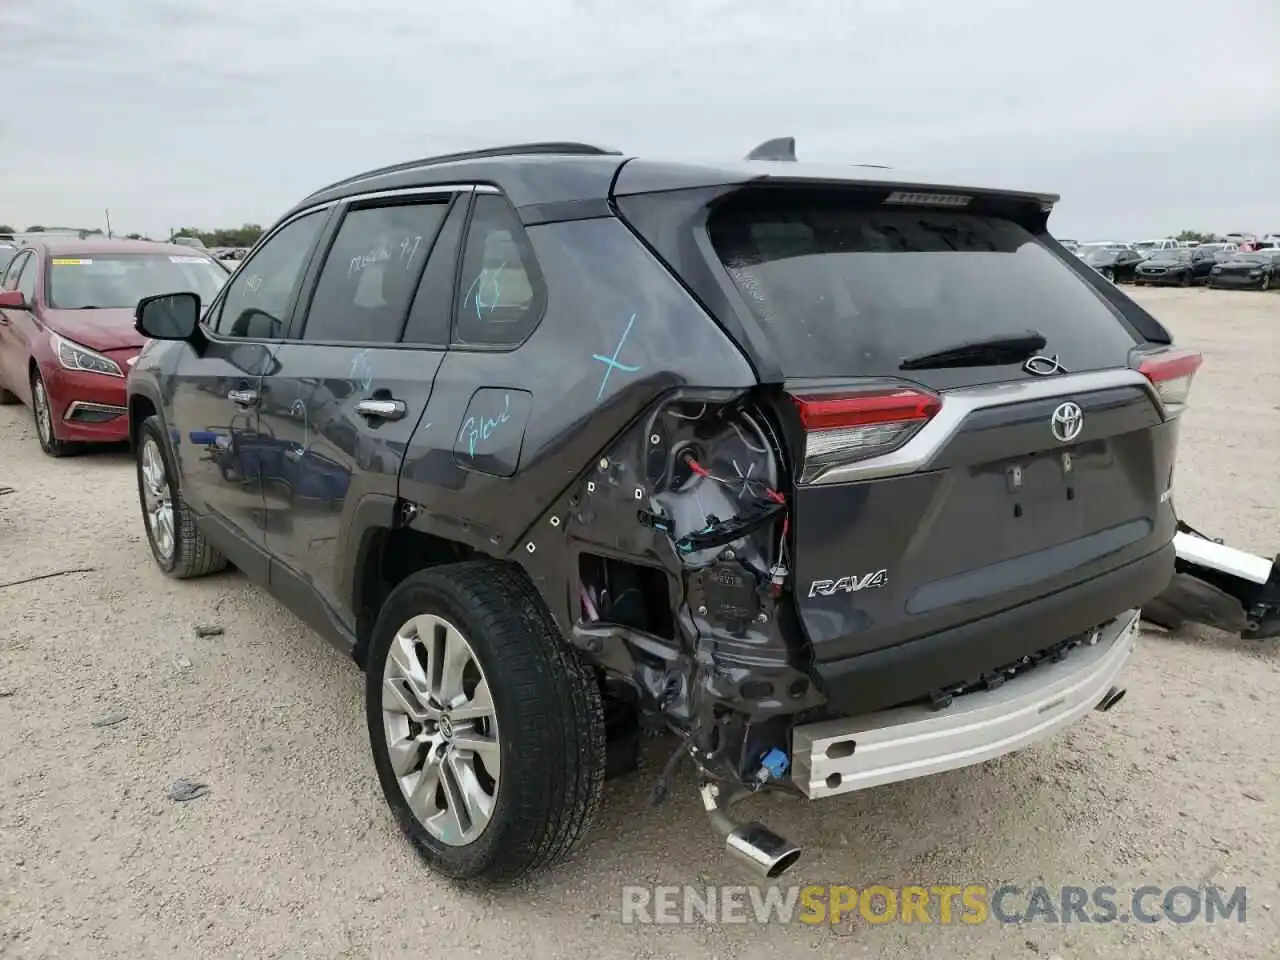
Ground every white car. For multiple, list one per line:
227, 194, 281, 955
1133, 238, 1179, 257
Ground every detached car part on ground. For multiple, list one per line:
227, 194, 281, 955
126, 138, 1200, 884
1144, 522, 1280, 640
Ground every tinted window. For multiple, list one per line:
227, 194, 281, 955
402, 195, 468, 346
453, 194, 545, 346
707, 190, 1138, 378
0, 247, 15, 274
215, 210, 326, 339
2, 251, 28, 289
301, 200, 448, 343
46, 254, 227, 309
16, 254, 36, 301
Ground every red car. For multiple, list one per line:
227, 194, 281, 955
0, 239, 229, 456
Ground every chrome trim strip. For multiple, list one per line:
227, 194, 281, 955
64, 401, 128, 420
806, 368, 1159, 485
331, 183, 492, 204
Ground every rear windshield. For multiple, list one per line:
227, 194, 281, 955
47, 253, 227, 310
707, 191, 1139, 378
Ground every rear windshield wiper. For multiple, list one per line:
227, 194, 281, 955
899, 330, 1046, 371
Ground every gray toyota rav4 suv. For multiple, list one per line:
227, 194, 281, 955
127, 139, 1200, 883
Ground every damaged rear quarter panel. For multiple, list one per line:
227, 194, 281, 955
398, 214, 756, 612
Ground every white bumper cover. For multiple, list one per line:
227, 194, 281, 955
791, 610, 1139, 799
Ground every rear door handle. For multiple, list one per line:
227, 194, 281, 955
228, 388, 259, 408
355, 398, 407, 421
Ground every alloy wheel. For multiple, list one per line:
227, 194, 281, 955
139, 436, 175, 561
381, 613, 501, 846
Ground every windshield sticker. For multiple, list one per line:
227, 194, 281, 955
169, 255, 209, 264
51, 258, 91, 265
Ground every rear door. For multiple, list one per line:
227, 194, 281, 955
699, 187, 1195, 661
166, 208, 330, 575
256, 188, 462, 630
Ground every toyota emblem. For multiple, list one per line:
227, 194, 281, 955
1051, 401, 1083, 443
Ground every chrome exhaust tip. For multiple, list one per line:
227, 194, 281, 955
700, 781, 802, 879
1095, 686, 1127, 712
724, 822, 804, 878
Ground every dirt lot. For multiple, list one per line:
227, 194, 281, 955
0, 288, 1276, 959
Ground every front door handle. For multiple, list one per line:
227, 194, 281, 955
355, 398, 406, 421
228, 388, 259, 408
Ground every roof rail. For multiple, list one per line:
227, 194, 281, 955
305, 141, 623, 198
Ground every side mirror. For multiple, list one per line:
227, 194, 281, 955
0, 289, 28, 309
136, 291, 201, 341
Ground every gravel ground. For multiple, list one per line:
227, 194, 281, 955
0, 288, 1276, 959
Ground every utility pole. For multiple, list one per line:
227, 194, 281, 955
105, 208, 113, 239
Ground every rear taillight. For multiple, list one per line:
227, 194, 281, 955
790, 387, 941, 484
1136, 347, 1203, 414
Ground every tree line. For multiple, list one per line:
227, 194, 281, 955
0, 223, 265, 246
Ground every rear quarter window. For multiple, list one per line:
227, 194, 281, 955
706, 190, 1140, 380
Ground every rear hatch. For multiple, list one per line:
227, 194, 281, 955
617, 179, 1200, 665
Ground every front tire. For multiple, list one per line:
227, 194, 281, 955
135, 415, 228, 578
1263, 273, 1272, 291
31, 369, 76, 457
366, 562, 606, 883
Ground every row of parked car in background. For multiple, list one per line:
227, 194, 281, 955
1059, 233, 1280, 290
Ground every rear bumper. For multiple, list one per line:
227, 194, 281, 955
791, 609, 1138, 798
811, 544, 1173, 716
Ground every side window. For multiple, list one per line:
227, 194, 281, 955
16, 254, 37, 301
214, 209, 326, 339
300, 200, 448, 343
453, 193, 546, 347
2, 251, 29, 290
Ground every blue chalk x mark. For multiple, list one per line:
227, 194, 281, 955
592, 312, 641, 401
459, 393, 512, 457
349, 350, 374, 392
463, 262, 506, 320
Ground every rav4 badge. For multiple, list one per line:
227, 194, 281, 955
808, 570, 889, 598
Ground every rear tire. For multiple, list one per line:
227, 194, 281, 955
30, 369, 76, 458
135, 415, 228, 578
366, 561, 606, 883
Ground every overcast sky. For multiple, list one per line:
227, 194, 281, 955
2, 0, 1277, 241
